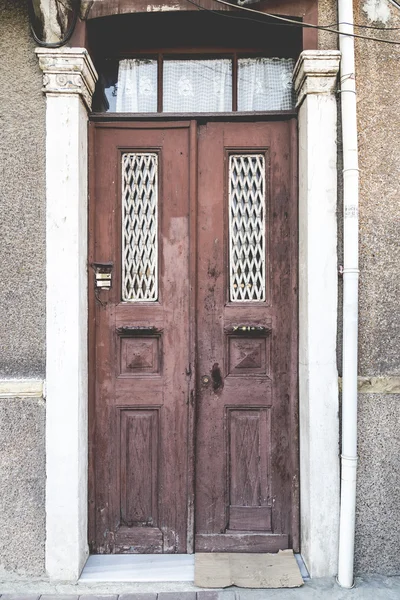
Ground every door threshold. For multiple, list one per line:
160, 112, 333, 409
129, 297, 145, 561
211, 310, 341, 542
79, 554, 195, 583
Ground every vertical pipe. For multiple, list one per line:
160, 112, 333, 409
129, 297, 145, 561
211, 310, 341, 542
337, 0, 360, 589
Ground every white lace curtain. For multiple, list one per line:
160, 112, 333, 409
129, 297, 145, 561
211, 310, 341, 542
116, 59, 158, 113
163, 59, 232, 113
238, 58, 295, 111
115, 57, 295, 113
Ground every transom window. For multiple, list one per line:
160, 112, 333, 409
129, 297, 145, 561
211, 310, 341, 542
90, 10, 301, 114
94, 55, 295, 113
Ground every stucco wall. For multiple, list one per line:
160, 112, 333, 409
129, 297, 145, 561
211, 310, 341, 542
0, 0, 46, 578
353, 0, 400, 574
0, 397, 46, 577
0, 0, 46, 378
319, 0, 400, 576
356, 394, 400, 575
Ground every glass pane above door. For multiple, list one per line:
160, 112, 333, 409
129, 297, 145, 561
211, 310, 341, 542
163, 59, 232, 113
116, 59, 158, 113
238, 58, 295, 112
94, 56, 296, 113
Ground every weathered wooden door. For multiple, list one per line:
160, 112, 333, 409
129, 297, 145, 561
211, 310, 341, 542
195, 121, 298, 553
89, 122, 194, 553
89, 119, 298, 554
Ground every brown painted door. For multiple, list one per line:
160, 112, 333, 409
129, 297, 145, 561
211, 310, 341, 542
195, 121, 298, 553
89, 119, 298, 554
89, 122, 194, 553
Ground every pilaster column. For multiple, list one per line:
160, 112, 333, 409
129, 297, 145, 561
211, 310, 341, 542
293, 50, 341, 577
36, 47, 97, 581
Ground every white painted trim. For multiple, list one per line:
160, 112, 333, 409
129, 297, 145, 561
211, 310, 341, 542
294, 50, 341, 578
0, 379, 44, 398
36, 48, 97, 111
37, 47, 98, 582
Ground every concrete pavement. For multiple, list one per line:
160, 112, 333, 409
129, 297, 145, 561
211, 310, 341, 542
2, 576, 400, 599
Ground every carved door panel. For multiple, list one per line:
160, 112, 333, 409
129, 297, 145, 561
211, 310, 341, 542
89, 122, 193, 553
195, 121, 298, 553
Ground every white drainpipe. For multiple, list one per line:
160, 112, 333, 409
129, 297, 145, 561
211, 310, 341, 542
337, 0, 360, 589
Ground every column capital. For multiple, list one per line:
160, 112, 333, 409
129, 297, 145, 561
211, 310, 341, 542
293, 50, 341, 107
35, 47, 98, 111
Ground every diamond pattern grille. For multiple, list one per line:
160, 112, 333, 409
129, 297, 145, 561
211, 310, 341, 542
229, 154, 266, 302
122, 153, 158, 302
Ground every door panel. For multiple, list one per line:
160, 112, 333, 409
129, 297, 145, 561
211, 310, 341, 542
90, 123, 192, 554
195, 121, 298, 553
89, 119, 298, 555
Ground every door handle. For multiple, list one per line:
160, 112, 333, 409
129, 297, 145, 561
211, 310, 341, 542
201, 365, 224, 392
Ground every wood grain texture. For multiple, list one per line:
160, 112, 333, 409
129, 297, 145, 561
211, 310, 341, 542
89, 119, 298, 555
120, 409, 159, 527
229, 409, 270, 512
195, 533, 289, 553
195, 122, 298, 551
90, 123, 191, 553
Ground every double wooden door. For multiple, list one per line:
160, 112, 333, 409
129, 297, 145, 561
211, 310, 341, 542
89, 119, 298, 555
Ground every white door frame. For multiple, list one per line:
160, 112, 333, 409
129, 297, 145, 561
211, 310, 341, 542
36, 46, 341, 581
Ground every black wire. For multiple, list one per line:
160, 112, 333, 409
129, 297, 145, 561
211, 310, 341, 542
185, 0, 400, 45
28, 0, 81, 47
28, 0, 400, 47
214, 0, 400, 44
186, 0, 400, 32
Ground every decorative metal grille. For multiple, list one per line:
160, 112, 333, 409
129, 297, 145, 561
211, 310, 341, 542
122, 153, 158, 302
229, 154, 266, 302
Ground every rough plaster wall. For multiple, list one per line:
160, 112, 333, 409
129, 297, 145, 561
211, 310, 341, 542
355, 395, 400, 574
352, 0, 400, 572
353, 0, 400, 376
0, 0, 46, 579
0, 398, 46, 576
318, 0, 400, 575
0, 0, 46, 378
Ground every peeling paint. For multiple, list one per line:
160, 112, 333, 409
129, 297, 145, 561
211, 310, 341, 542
36, 0, 71, 43
362, 0, 391, 23
146, 3, 182, 10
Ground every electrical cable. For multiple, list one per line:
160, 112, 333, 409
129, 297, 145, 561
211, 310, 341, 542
185, 0, 400, 36
28, 0, 81, 47
338, 21, 400, 30
185, 0, 400, 45
214, 0, 400, 43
